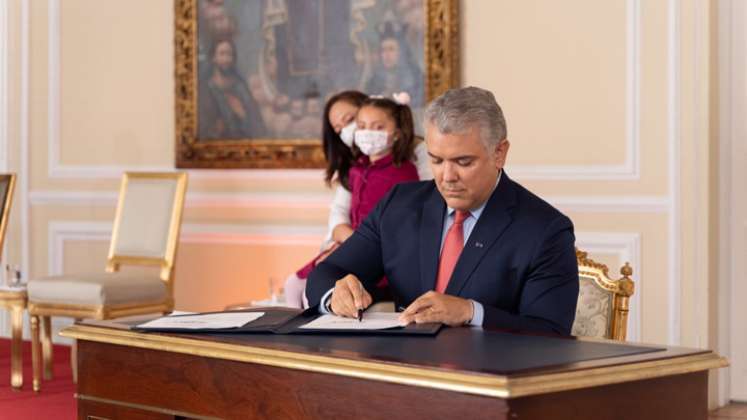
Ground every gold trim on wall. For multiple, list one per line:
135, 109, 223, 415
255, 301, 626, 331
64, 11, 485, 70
174, 0, 460, 169
61, 324, 727, 399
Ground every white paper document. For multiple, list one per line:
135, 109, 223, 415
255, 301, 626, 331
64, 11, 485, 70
300, 313, 405, 330
137, 312, 265, 330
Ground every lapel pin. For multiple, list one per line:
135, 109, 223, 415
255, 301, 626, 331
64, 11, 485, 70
475, 242, 484, 248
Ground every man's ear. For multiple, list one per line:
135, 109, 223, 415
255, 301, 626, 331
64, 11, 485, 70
494, 139, 510, 169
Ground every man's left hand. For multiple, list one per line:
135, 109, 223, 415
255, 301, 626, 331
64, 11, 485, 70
398, 291, 474, 327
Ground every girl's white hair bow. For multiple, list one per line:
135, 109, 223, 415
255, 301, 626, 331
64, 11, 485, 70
392, 91, 411, 105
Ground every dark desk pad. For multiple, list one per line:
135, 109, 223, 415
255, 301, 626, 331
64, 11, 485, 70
131, 308, 302, 334
158, 325, 665, 376
131, 308, 441, 336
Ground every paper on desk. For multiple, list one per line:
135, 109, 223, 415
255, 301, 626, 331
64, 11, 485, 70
167, 310, 196, 316
137, 312, 265, 330
300, 313, 405, 330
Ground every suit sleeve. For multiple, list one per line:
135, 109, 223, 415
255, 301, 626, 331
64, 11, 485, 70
305, 187, 397, 307
482, 215, 579, 335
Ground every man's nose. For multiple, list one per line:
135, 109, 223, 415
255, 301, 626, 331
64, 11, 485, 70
442, 162, 458, 182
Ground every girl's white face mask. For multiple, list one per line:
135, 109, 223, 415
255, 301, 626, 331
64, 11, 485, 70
354, 130, 391, 156
339, 121, 357, 148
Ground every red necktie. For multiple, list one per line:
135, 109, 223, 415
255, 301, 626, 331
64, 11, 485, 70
435, 210, 469, 293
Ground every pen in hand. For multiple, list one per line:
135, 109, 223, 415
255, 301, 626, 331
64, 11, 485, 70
357, 308, 363, 323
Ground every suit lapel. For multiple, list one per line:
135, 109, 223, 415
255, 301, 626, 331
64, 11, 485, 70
419, 187, 446, 293
445, 173, 518, 296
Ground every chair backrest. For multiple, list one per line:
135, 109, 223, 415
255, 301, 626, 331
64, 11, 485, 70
572, 249, 635, 341
0, 174, 17, 262
106, 172, 188, 286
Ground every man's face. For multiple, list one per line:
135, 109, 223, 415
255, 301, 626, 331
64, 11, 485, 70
380, 38, 400, 69
213, 41, 234, 72
425, 122, 510, 211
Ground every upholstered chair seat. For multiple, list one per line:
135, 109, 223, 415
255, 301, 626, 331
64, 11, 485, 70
28, 273, 167, 306
571, 249, 635, 341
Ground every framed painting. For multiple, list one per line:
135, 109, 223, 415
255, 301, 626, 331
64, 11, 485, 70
175, 0, 459, 169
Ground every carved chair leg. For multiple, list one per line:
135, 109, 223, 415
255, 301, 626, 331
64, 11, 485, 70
71, 318, 80, 383
10, 306, 24, 389
71, 338, 78, 384
30, 315, 42, 392
41, 316, 53, 380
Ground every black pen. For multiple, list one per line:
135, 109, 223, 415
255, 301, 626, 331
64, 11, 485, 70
357, 308, 363, 322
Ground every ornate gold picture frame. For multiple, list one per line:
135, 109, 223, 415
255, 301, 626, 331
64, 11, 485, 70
175, 0, 459, 169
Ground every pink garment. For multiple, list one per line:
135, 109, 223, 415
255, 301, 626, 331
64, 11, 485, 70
295, 153, 419, 280
348, 154, 419, 229
283, 273, 309, 309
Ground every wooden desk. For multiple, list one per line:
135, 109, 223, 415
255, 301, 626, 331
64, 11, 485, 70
62, 319, 726, 420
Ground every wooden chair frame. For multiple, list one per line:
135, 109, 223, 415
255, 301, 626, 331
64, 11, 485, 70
27, 172, 188, 391
0, 174, 23, 389
575, 249, 635, 341
0, 173, 16, 261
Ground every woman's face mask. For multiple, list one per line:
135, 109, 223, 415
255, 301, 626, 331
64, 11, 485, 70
354, 130, 392, 156
339, 121, 357, 148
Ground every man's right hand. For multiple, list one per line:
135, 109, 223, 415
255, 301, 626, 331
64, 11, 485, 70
330, 274, 372, 318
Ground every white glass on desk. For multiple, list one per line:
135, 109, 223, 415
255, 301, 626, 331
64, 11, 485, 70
250, 276, 288, 307
1, 263, 24, 291
224, 277, 291, 310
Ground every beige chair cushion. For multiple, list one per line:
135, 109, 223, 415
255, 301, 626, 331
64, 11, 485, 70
571, 275, 613, 338
28, 272, 167, 306
113, 178, 177, 259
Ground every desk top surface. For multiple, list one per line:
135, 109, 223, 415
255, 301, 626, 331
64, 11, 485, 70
63, 315, 727, 398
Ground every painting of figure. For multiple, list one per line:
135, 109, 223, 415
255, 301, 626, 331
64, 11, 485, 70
176, 0, 458, 168
196, 0, 425, 140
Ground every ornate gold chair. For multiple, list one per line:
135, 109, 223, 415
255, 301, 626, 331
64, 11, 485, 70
572, 249, 635, 341
0, 174, 24, 389
27, 172, 188, 391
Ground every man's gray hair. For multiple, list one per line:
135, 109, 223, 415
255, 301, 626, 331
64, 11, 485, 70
424, 86, 507, 150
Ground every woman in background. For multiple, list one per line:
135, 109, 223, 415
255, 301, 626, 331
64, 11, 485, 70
284, 92, 428, 308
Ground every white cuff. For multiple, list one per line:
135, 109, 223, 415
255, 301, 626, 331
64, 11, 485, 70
468, 300, 484, 326
319, 288, 335, 314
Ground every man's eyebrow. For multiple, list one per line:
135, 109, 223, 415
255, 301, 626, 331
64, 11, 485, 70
427, 152, 477, 161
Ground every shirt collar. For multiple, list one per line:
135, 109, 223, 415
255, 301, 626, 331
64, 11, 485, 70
446, 170, 503, 220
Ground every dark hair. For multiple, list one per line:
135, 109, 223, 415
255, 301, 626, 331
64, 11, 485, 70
208, 38, 237, 64
323, 90, 368, 189
359, 97, 415, 167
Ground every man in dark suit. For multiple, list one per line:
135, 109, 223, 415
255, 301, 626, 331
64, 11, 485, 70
306, 87, 579, 335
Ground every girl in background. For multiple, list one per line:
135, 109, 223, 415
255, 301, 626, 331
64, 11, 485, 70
285, 93, 421, 307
